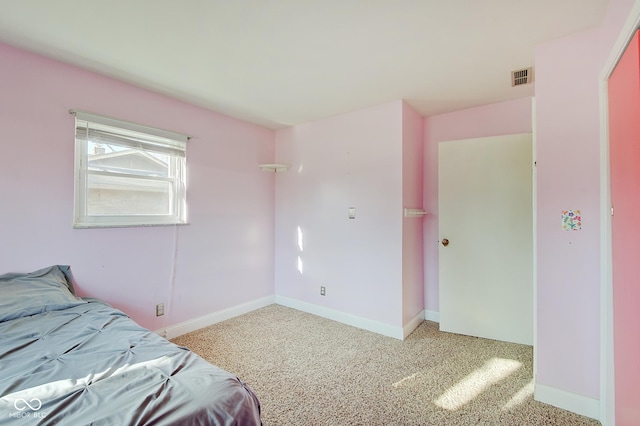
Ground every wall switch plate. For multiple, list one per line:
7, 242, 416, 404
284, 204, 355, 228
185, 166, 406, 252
320, 286, 326, 296
348, 207, 356, 219
156, 303, 165, 317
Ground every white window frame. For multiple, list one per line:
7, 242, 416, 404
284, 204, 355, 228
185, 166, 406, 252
72, 110, 188, 228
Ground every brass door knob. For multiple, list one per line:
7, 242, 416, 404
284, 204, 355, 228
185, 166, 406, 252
442, 238, 449, 247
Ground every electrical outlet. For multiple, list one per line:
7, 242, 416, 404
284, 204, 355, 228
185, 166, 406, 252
320, 286, 326, 296
156, 303, 165, 317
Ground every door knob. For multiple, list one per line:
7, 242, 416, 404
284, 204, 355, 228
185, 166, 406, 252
442, 238, 449, 247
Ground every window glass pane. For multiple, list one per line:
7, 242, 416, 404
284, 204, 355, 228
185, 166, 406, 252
88, 142, 170, 177
87, 174, 172, 216
74, 112, 187, 227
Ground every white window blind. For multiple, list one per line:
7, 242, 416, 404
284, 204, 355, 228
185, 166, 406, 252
71, 110, 189, 228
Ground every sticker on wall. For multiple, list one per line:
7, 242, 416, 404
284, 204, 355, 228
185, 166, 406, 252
561, 210, 582, 231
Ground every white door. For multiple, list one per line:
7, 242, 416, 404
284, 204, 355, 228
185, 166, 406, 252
438, 133, 533, 345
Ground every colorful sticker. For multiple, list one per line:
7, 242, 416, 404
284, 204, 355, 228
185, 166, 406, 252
562, 210, 582, 231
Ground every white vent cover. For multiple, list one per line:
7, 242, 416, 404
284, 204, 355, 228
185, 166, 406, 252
511, 67, 533, 86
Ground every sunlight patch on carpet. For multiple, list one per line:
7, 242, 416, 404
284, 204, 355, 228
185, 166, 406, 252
392, 373, 418, 388
434, 358, 522, 411
502, 378, 534, 410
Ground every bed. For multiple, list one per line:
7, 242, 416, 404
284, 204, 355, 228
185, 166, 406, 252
0, 265, 262, 425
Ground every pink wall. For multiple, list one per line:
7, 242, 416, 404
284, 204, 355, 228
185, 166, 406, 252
402, 102, 425, 324
535, 28, 602, 401
0, 42, 275, 330
422, 98, 533, 314
274, 101, 405, 327
534, 0, 635, 403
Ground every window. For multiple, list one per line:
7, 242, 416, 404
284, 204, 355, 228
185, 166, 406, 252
72, 110, 188, 228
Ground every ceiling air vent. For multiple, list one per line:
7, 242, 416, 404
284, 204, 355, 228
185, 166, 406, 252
511, 67, 533, 86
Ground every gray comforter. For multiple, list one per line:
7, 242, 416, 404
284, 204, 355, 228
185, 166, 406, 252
0, 266, 261, 425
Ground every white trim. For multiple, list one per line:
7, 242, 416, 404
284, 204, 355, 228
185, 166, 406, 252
157, 296, 275, 340
535, 384, 600, 421
424, 309, 440, 322
598, 3, 640, 425
403, 310, 425, 339
532, 96, 538, 382
275, 295, 405, 340
599, 71, 616, 426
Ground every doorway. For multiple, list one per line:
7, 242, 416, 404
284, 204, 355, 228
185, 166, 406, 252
438, 133, 534, 345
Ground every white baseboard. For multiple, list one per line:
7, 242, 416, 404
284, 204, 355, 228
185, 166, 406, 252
156, 296, 429, 342
403, 310, 425, 339
157, 296, 275, 340
424, 309, 440, 322
275, 295, 405, 340
534, 383, 600, 421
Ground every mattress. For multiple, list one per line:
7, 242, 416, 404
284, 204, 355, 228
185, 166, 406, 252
0, 266, 261, 425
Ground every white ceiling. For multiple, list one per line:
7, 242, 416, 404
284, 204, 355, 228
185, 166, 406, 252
0, 1, 609, 129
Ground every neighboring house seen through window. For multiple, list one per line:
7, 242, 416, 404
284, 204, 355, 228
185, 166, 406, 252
72, 110, 188, 228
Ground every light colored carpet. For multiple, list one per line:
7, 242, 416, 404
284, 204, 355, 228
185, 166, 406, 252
171, 304, 600, 425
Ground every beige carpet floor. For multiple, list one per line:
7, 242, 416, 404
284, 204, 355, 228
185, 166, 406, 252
171, 304, 600, 426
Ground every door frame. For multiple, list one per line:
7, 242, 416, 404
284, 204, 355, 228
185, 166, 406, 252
599, 4, 640, 425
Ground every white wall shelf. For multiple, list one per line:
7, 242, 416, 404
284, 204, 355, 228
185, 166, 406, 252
259, 163, 290, 172
404, 208, 429, 218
